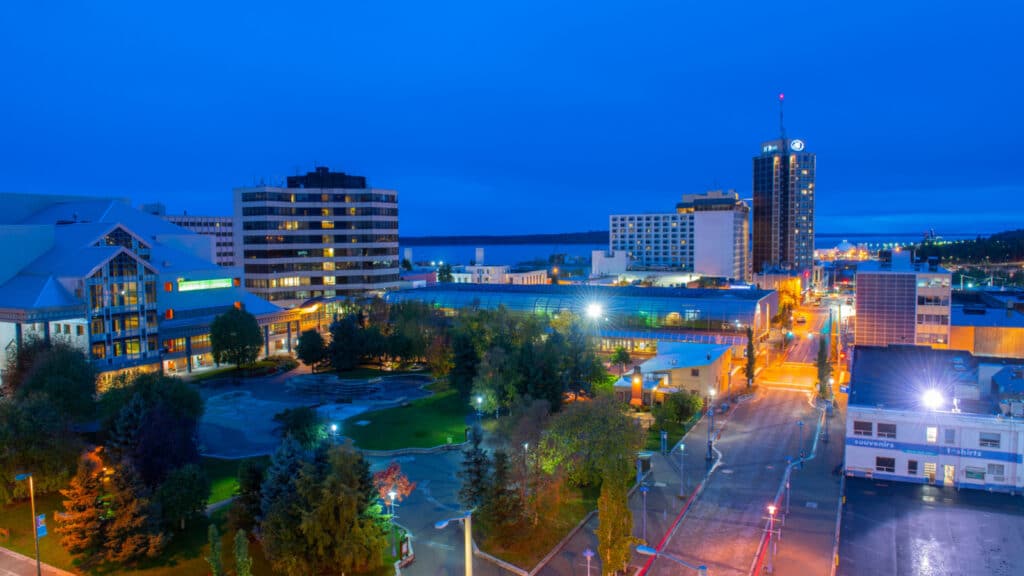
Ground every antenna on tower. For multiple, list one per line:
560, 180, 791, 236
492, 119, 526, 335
778, 92, 786, 141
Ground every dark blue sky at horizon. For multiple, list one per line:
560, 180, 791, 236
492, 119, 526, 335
1, 1, 1022, 237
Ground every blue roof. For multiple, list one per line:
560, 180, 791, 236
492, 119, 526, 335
951, 305, 1024, 328
0, 275, 81, 310
849, 346, 994, 414
638, 342, 732, 372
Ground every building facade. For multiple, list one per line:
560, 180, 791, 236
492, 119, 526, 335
163, 214, 235, 267
613, 342, 734, 406
0, 194, 301, 387
752, 137, 815, 272
233, 166, 401, 307
609, 190, 750, 280
451, 265, 548, 285
854, 253, 951, 348
844, 346, 1024, 493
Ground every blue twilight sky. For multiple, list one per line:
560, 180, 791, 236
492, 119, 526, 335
1, 1, 1022, 237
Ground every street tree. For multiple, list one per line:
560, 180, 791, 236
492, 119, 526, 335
210, 308, 263, 369
458, 427, 491, 510
437, 263, 454, 282
596, 465, 637, 576
155, 464, 211, 531
296, 330, 327, 372
234, 529, 253, 576
206, 524, 224, 576
18, 341, 96, 422
817, 336, 831, 399
746, 326, 757, 388
610, 347, 631, 375
372, 461, 417, 504
328, 315, 363, 371
228, 459, 266, 532
425, 334, 454, 380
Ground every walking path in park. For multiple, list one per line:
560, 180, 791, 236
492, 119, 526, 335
0, 546, 74, 576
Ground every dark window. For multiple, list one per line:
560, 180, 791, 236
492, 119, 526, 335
979, 432, 1000, 448
907, 460, 918, 475
877, 423, 896, 439
691, 368, 700, 377
875, 457, 895, 473
853, 421, 873, 436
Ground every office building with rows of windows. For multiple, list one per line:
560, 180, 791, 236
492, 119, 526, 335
752, 135, 816, 273
0, 194, 301, 387
845, 346, 1024, 493
141, 202, 236, 267
854, 251, 952, 348
608, 190, 750, 280
233, 167, 400, 307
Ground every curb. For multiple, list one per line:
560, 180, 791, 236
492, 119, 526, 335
829, 474, 846, 576
361, 441, 469, 457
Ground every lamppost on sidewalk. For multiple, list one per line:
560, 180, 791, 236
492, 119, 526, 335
583, 547, 595, 576
706, 389, 717, 460
435, 512, 473, 576
797, 420, 805, 462
14, 473, 41, 576
388, 490, 397, 558
635, 545, 708, 575
766, 504, 780, 574
475, 396, 482, 425
678, 442, 686, 499
640, 485, 649, 542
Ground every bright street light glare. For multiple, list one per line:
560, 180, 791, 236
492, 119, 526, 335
922, 389, 943, 410
767, 504, 777, 515
434, 520, 449, 530
585, 302, 603, 319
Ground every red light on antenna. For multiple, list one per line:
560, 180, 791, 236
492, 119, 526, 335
779, 93, 785, 101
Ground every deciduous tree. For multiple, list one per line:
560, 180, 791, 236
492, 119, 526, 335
210, 308, 263, 369
155, 464, 211, 531
296, 330, 326, 372
18, 341, 96, 422
610, 347, 631, 376
328, 315, 363, 371
228, 459, 266, 532
372, 461, 416, 504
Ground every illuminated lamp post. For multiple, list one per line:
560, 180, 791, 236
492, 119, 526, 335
766, 504, 778, 574
14, 473, 41, 576
706, 389, 717, 460
435, 512, 473, 576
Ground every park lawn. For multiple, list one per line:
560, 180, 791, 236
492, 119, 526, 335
201, 456, 270, 505
644, 412, 703, 452
0, 500, 275, 575
344, 390, 469, 450
479, 484, 600, 569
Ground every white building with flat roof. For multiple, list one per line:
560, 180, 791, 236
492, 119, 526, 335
451, 265, 547, 285
609, 190, 749, 280
845, 346, 1024, 493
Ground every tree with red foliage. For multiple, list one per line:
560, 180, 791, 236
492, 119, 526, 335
372, 461, 416, 503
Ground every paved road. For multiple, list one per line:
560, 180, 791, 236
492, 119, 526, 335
0, 546, 73, 576
785, 307, 828, 365
649, 389, 818, 576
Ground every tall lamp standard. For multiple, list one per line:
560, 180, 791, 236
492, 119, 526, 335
635, 545, 708, 575
582, 547, 595, 576
639, 485, 649, 542
766, 504, 779, 574
678, 442, 686, 499
14, 473, 41, 576
475, 396, 482, 425
797, 420, 805, 462
435, 512, 473, 576
706, 389, 717, 460
387, 489, 398, 558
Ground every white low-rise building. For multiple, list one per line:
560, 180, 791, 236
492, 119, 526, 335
845, 346, 1024, 493
451, 265, 548, 285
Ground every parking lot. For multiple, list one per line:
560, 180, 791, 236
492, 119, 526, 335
839, 477, 1024, 576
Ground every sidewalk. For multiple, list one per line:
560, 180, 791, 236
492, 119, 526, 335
767, 399, 845, 575
0, 546, 75, 576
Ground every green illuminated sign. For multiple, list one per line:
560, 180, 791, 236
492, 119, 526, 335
178, 278, 233, 292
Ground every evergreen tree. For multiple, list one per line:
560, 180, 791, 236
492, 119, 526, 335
228, 459, 266, 532
155, 464, 210, 531
206, 524, 224, 576
746, 327, 757, 389
234, 529, 253, 576
107, 393, 146, 462
57, 451, 104, 562
102, 463, 165, 564
261, 437, 306, 518
458, 427, 491, 510
482, 450, 522, 540
450, 330, 480, 399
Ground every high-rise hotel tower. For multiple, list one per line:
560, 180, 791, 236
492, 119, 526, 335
233, 167, 400, 306
752, 94, 816, 272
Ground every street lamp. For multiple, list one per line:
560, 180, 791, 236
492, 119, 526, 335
766, 504, 779, 574
586, 302, 603, 320
329, 423, 338, 443
14, 473, 41, 576
923, 389, 943, 410
797, 420, 805, 461
678, 442, 686, 499
583, 547, 595, 576
635, 545, 708, 575
388, 489, 398, 558
475, 396, 482, 424
435, 512, 473, 576
640, 485, 649, 542
706, 389, 717, 460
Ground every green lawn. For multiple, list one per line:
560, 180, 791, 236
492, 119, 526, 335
201, 456, 270, 506
645, 413, 702, 451
0, 500, 274, 575
344, 390, 470, 450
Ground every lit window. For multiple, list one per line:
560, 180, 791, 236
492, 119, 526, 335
926, 427, 938, 443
